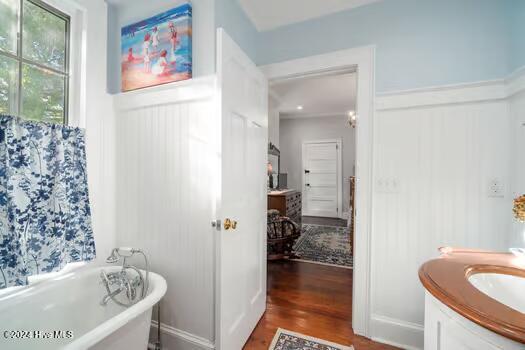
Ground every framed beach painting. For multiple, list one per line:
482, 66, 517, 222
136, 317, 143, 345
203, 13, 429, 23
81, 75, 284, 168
121, 3, 192, 92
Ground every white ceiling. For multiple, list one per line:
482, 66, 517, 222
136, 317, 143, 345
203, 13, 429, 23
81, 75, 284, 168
238, 0, 382, 31
271, 72, 357, 120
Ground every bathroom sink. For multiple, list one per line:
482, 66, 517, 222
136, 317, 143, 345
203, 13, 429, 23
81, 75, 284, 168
468, 273, 525, 314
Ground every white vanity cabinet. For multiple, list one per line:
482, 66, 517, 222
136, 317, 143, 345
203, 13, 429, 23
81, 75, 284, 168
424, 291, 525, 350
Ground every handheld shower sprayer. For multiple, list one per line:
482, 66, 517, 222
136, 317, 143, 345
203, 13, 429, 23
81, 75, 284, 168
106, 248, 121, 263
106, 247, 142, 263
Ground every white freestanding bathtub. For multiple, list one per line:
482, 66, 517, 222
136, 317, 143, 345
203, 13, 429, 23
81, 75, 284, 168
0, 265, 167, 350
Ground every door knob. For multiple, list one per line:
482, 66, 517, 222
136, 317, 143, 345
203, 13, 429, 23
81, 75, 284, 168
224, 218, 238, 230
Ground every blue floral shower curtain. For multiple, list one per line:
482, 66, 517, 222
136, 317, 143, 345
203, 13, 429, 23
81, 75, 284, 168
0, 115, 95, 288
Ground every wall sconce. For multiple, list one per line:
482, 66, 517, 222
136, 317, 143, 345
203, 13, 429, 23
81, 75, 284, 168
348, 110, 356, 128
513, 194, 525, 222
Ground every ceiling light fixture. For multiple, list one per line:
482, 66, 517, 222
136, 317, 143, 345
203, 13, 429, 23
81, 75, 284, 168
296, 105, 303, 110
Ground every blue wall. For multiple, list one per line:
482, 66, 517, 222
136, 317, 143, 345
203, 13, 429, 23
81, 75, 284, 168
255, 0, 514, 93
509, 0, 525, 73
215, 0, 258, 62
106, 0, 524, 94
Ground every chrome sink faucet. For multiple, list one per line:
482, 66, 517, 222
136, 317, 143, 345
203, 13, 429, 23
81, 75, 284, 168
100, 247, 150, 307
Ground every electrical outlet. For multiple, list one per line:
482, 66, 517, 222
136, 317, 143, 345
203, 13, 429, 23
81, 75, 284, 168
488, 178, 505, 197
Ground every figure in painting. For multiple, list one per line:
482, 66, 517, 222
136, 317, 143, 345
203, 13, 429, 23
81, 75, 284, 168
170, 31, 178, 62
142, 33, 151, 56
151, 26, 160, 52
127, 48, 134, 62
143, 49, 151, 73
152, 50, 169, 76
142, 33, 152, 72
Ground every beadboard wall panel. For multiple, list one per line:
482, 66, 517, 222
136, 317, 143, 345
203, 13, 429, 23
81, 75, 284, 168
114, 79, 218, 349
509, 88, 525, 248
85, 103, 117, 263
371, 96, 513, 349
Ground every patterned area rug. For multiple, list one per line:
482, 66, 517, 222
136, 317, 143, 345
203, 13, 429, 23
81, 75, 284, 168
293, 224, 353, 268
269, 328, 354, 350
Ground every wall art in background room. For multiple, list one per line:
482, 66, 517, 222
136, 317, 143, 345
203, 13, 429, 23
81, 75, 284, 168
120, 3, 192, 92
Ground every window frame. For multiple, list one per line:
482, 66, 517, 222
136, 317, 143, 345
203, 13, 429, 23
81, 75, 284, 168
0, 0, 71, 124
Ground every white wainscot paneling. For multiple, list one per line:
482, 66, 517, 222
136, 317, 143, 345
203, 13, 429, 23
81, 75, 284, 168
509, 87, 525, 248
370, 80, 518, 349
114, 77, 218, 350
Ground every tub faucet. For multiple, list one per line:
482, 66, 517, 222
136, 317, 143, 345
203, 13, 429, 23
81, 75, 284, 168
100, 282, 125, 305
100, 247, 150, 307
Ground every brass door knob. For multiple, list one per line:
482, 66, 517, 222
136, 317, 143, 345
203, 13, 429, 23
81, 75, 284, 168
224, 218, 238, 230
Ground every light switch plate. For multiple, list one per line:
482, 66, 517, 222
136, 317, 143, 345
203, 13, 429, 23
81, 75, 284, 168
376, 177, 401, 193
488, 178, 505, 197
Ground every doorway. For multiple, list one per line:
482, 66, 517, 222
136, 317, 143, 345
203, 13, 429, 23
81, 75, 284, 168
249, 47, 376, 348
267, 70, 356, 274
255, 70, 359, 349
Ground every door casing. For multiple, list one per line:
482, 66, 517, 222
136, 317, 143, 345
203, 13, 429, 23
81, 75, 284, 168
260, 45, 375, 338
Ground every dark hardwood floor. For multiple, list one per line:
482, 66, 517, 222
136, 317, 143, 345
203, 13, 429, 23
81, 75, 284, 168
303, 216, 347, 227
244, 260, 400, 350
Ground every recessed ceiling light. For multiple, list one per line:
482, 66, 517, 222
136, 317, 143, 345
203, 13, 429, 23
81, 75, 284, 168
347, 110, 355, 117
297, 105, 303, 110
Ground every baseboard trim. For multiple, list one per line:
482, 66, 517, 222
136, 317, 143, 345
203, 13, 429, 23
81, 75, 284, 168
371, 336, 421, 350
370, 314, 423, 350
150, 321, 215, 350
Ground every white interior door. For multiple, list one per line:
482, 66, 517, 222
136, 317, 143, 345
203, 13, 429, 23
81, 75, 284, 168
302, 140, 342, 218
215, 28, 268, 350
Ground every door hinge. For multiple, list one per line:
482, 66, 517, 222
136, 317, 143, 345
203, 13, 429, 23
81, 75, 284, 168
336, 144, 339, 150
211, 219, 221, 231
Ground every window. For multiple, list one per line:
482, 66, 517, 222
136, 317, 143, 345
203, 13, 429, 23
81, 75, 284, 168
0, 0, 70, 124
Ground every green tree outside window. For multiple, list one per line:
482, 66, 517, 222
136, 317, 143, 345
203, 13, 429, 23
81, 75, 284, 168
0, 0, 69, 124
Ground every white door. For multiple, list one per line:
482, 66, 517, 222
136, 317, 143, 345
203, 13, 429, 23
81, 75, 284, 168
302, 140, 342, 218
215, 29, 268, 350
